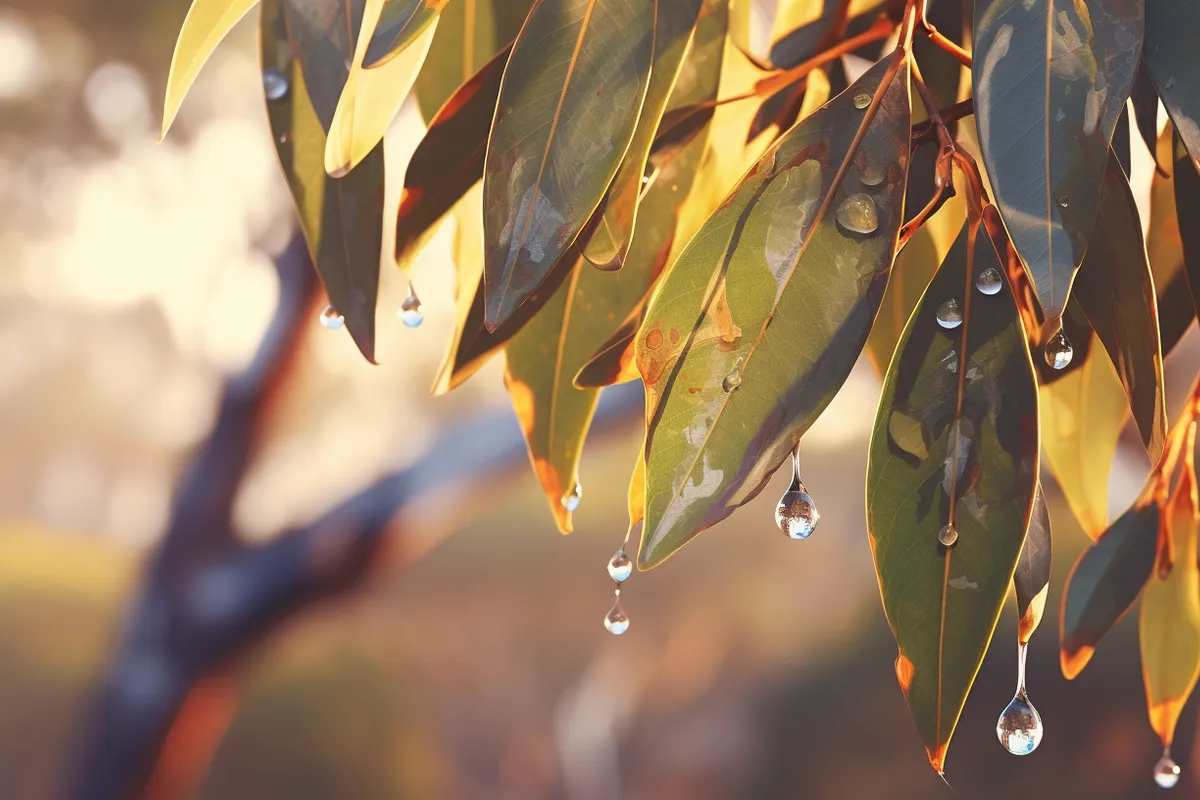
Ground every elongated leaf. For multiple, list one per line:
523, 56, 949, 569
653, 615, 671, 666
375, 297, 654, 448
1149, 124, 1196, 353
868, 221, 1039, 773
1041, 335, 1128, 538
161, 0, 260, 139
325, 0, 436, 176
282, 0, 363, 131
973, 0, 1143, 324
262, 0, 383, 362
1113, 107, 1132, 177
482, 0, 655, 329
1144, 0, 1200, 159
1173, 137, 1200, 323
1061, 500, 1160, 679
1141, 462, 1200, 747
395, 45, 509, 265
1072, 156, 1167, 461
866, 227, 940, 375
583, 0, 704, 271
1131, 61, 1161, 165
1015, 487, 1053, 643
635, 54, 911, 569
362, 0, 449, 68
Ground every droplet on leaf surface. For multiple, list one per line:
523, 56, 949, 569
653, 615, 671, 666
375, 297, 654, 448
263, 68, 289, 101
860, 163, 886, 186
1154, 754, 1181, 789
836, 193, 879, 234
1044, 330, 1073, 370
936, 298, 962, 329
722, 357, 744, 392
320, 305, 344, 330
938, 523, 958, 546
853, 92, 872, 109
976, 267, 1003, 296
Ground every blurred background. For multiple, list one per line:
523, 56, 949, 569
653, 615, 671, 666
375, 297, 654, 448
1, 0, 1198, 797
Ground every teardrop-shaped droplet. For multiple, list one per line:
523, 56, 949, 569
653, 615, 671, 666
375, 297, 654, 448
836, 193, 879, 234
608, 548, 632, 583
263, 68, 289, 101
976, 267, 1003, 296
936, 298, 963, 329
1154, 753, 1182, 789
604, 597, 630, 635
1044, 330, 1073, 370
860, 163, 886, 187
722, 357, 744, 392
320, 305, 345, 331
561, 482, 582, 513
996, 694, 1043, 755
853, 92, 872, 109
776, 487, 819, 539
399, 284, 425, 328
938, 523, 958, 546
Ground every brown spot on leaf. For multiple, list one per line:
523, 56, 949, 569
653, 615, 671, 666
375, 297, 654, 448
645, 329, 664, 350
894, 653, 914, 693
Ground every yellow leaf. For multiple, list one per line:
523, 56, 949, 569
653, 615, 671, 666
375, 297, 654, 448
1140, 463, 1200, 746
324, 1, 437, 177
431, 185, 485, 396
160, 0, 261, 140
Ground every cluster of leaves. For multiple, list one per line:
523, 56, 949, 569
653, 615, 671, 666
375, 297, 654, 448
162, 0, 1200, 782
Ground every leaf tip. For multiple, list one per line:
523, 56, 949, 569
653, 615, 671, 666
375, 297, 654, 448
925, 743, 948, 775
1060, 644, 1094, 680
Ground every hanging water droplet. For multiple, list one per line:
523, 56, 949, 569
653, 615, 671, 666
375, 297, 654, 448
604, 596, 630, 635
853, 92, 872, 109
1057, 195, 1069, 209
398, 284, 425, 328
836, 193, 879, 234
608, 548, 632, 583
1044, 330, 1073, 370
722, 357, 744, 392
319, 305, 345, 330
976, 267, 1003, 296
776, 449, 818, 539
936, 298, 963, 329
263, 68, 289, 101
938, 523, 958, 546
860, 163, 886, 187
562, 482, 583, 513
1154, 753, 1182, 789
997, 641, 1044, 755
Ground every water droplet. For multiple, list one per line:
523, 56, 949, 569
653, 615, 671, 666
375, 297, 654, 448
860, 163, 886, 186
938, 523, 958, 546
1044, 330, 1073, 370
836, 192, 879, 234
976, 267, 1003, 296
277, 132, 290, 145
1155, 753, 1182, 789
604, 597, 630, 635
608, 548, 632, 583
398, 284, 424, 328
319, 305, 344, 330
776, 449, 818, 539
936, 298, 963, 329
263, 68, 289, 101
1057, 195, 1069, 209
641, 175, 650, 184
996, 695, 1043, 755
722, 357, 744, 392
562, 482, 582, 512
853, 92, 872, 109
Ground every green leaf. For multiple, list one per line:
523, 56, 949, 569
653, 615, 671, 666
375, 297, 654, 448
1041, 333, 1128, 538
1140, 462, 1200, 747
1072, 156, 1167, 462
262, 0, 385, 362
867, 221, 1039, 773
362, 0, 449, 69
972, 0, 1143, 323
1015, 486, 1053, 644
1145, 0, 1200, 159
582, 0, 705, 271
160, 0, 260, 140
1149, 124, 1196, 354
866, 226, 940, 375
395, 45, 510, 266
1061, 499, 1160, 679
635, 53, 911, 569
482, 0, 655, 329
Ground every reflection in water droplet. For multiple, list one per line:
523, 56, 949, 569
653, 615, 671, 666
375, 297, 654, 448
604, 595, 630, 635
997, 642, 1044, 755
1058, 195, 1069, 209
1154, 753, 1181, 789
608, 548, 632, 583
399, 283, 425, 328
976, 267, 1003, 296
938, 523, 958, 546
853, 93, 872, 109
722, 357, 744, 392
860, 163, 886, 186
562, 482, 583, 512
936, 298, 963, 329
1045, 330, 1073, 370
776, 449, 818, 539
263, 68, 289, 101
320, 305, 345, 330
836, 193, 879, 234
